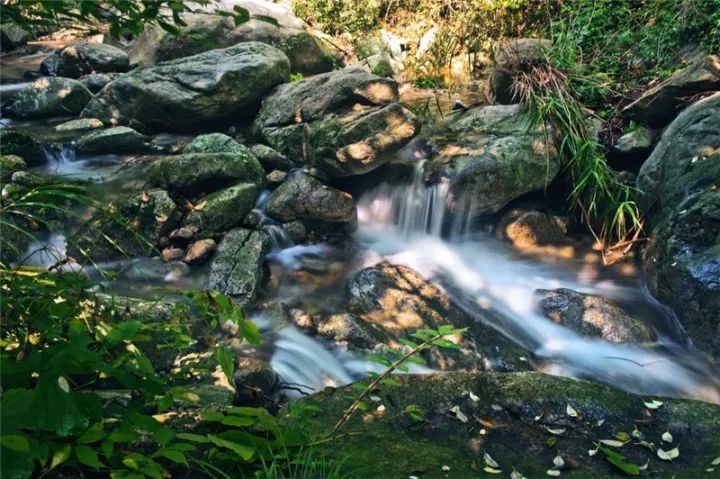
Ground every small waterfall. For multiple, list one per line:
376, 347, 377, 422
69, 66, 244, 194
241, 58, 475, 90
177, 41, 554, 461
253, 191, 293, 251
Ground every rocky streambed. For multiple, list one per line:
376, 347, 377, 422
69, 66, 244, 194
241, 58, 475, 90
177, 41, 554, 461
1, 2, 719, 476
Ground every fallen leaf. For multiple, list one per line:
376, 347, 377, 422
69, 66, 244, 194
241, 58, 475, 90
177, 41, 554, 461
441, 465, 450, 472
600, 439, 625, 448
193, 200, 207, 211
449, 405, 468, 423
546, 469, 561, 476
713, 457, 720, 466
141, 191, 149, 203
469, 391, 480, 402
484, 453, 499, 468
566, 404, 578, 417
615, 432, 630, 442
544, 426, 566, 435
643, 400, 663, 409
657, 447, 679, 461
553, 455, 565, 468
483, 466, 502, 474
661, 431, 673, 443
637, 440, 656, 451
639, 460, 649, 471
510, 470, 527, 479
588, 448, 598, 457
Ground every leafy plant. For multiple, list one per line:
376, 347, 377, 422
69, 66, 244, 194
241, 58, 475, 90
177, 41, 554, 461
290, 72, 305, 82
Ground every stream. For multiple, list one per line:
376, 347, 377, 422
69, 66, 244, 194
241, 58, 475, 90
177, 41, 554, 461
5, 127, 718, 405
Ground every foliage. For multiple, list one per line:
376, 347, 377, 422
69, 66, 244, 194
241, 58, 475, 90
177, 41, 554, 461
291, 0, 384, 35
1, 0, 253, 37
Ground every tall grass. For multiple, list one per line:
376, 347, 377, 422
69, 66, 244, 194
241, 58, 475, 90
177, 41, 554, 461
514, 64, 643, 262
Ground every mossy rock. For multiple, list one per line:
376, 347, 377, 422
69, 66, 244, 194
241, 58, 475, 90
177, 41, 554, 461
282, 372, 720, 478
0, 129, 45, 166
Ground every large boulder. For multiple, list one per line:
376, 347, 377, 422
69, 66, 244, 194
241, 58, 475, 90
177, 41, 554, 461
0, 24, 31, 52
41, 43, 130, 78
69, 189, 179, 261
346, 262, 527, 370
423, 104, 559, 216
6, 77, 92, 119
535, 288, 655, 343
76, 126, 150, 155
253, 68, 420, 177
81, 42, 290, 132
0, 130, 45, 166
150, 152, 265, 194
488, 38, 551, 104
129, 0, 338, 75
623, 54, 720, 127
283, 372, 720, 478
265, 172, 356, 226
497, 209, 568, 248
208, 228, 269, 304
184, 183, 258, 233
637, 92, 720, 360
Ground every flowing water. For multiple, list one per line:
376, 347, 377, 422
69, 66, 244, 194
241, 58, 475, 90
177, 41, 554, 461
6, 117, 720, 403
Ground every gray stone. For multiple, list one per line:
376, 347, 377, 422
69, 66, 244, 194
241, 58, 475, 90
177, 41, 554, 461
266, 169, 286, 188
7, 77, 92, 119
183, 238, 217, 264
150, 152, 265, 193
535, 288, 655, 343
266, 172, 356, 225
613, 126, 656, 154
637, 92, 720, 360
55, 118, 104, 132
81, 42, 290, 132
249, 143, 297, 171
498, 209, 567, 247
317, 313, 384, 349
76, 126, 149, 154
41, 43, 130, 78
79, 73, 120, 93
623, 55, 720, 127
0, 130, 45, 166
208, 228, 269, 304
254, 68, 419, 177
0, 24, 31, 52
184, 183, 258, 233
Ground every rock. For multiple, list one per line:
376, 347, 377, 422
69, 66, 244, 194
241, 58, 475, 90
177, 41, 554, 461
184, 183, 258, 233
289, 308, 315, 330
266, 169, 286, 188
637, 92, 720, 359
41, 43, 130, 78
253, 68, 419, 177
81, 42, 290, 132
498, 209, 567, 247
55, 118, 104, 132
184, 133, 246, 155
208, 228, 269, 304
129, 0, 338, 75
162, 247, 185, 262
613, 126, 656, 155
184, 239, 217, 264
150, 152, 265, 194
283, 220, 306, 243
0, 24, 31, 52
346, 262, 527, 370
6, 77, 92, 119
0, 155, 26, 180
488, 38, 551, 104
69, 189, 179, 261
233, 357, 277, 407
79, 72, 120, 93
623, 54, 720, 127
76, 126, 149, 154
0, 130, 45, 167
317, 313, 384, 349
249, 143, 297, 171
9, 170, 54, 188
168, 225, 199, 245
423, 104, 559, 216
266, 172, 356, 225
282, 371, 720, 478
535, 288, 655, 343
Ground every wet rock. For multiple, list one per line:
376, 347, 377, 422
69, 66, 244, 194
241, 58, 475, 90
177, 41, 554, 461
535, 288, 655, 343
623, 54, 720, 127
183, 133, 248, 155
6, 77, 92, 119
168, 225, 199, 245
266, 169, 286, 188
162, 247, 185, 262
129, 0, 338, 76
0, 130, 45, 167
488, 38, 551, 104
233, 357, 277, 407
423, 104, 559, 216
81, 42, 290, 132
637, 92, 720, 359
284, 220, 306, 243
41, 43, 130, 78
69, 189, 179, 261
282, 371, 720, 479
184, 238, 217, 264
55, 118, 104, 132
79, 72, 120, 93
185, 183, 258, 234
249, 143, 297, 171
253, 68, 419, 177
0, 24, 31, 52
76, 126, 150, 154
613, 126, 656, 155
150, 152, 265, 194
0, 155, 26, 180
289, 308, 316, 331
266, 172, 356, 226
208, 228, 269, 304
498, 209, 567, 247
347, 262, 527, 370
317, 313, 385, 349
9, 170, 54, 188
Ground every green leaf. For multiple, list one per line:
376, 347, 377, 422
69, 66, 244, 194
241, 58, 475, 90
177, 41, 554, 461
49, 444, 72, 470
176, 433, 210, 444
238, 318, 261, 345
156, 449, 188, 465
75, 445, 104, 469
252, 14, 280, 27
0, 435, 30, 452
207, 434, 255, 461
215, 345, 235, 385
598, 445, 640, 476
201, 411, 225, 422
232, 6, 250, 26
77, 423, 106, 444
